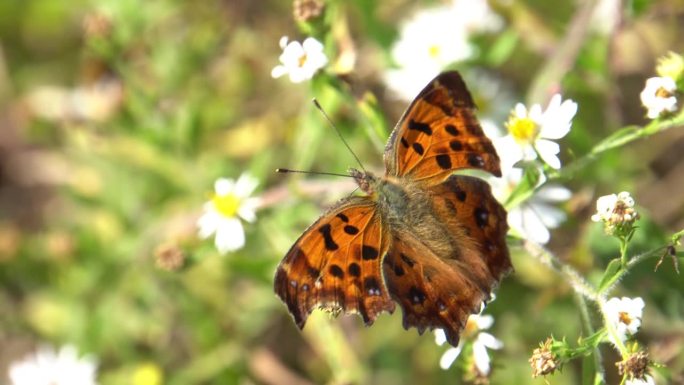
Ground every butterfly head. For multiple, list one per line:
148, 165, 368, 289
349, 168, 379, 196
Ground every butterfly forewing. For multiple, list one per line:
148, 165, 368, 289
384, 71, 502, 181
274, 196, 395, 328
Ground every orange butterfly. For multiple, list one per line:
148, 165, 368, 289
274, 71, 512, 346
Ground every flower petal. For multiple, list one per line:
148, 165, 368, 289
439, 346, 463, 370
472, 340, 491, 375
214, 218, 245, 253
536, 139, 562, 169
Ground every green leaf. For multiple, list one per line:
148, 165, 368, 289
598, 259, 623, 293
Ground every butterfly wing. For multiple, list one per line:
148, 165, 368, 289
274, 196, 395, 328
383, 175, 511, 346
384, 71, 501, 181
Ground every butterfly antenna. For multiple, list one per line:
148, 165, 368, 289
275, 168, 354, 178
312, 98, 366, 172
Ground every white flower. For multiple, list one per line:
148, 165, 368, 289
591, 191, 639, 236
603, 297, 645, 343
271, 36, 328, 83
9, 345, 98, 385
626, 375, 656, 385
435, 314, 503, 374
384, 0, 501, 101
197, 173, 260, 254
489, 138, 571, 244
501, 94, 578, 169
640, 76, 678, 119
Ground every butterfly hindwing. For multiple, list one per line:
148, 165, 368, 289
382, 232, 487, 347
274, 197, 395, 328
384, 71, 502, 181
379, 175, 510, 346
431, 174, 512, 280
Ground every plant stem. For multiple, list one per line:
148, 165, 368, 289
524, 241, 600, 301
619, 237, 629, 267
576, 293, 605, 383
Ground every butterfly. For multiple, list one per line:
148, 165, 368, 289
274, 71, 512, 346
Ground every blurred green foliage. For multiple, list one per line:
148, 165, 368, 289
0, 0, 683, 384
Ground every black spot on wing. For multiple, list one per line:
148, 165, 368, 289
408, 286, 426, 304
344, 225, 359, 235
412, 143, 425, 156
318, 224, 339, 251
336, 213, 349, 222
348, 263, 361, 277
329, 264, 344, 278
408, 119, 432, 135
449, 140, 463, 151
467, 154, 485, 168
400, 137, 409, 148
362, 245, 379, 260
435, 154, 452, 170
475, 207, 489, 229
445, 124, 460, 136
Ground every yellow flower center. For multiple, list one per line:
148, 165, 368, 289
298, 53, 308, 67
655, 86, 673, 98
618, 311, 632, 325
212, 193, 240, 217
507, 115, 539, 145
428, 44, 441, 59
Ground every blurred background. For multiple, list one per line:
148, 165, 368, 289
0, 0, 683, 384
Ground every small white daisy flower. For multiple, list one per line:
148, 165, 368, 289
603, 296, 645, 343
640, 76, 678, 119
271, 36, 328, 83
197, 173, 260, 254
501, 94, 578, 169
626, 374, 656, 385
435, 314, 503, 374
9, 345, 98, 385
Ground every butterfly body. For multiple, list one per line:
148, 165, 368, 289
275, 72, 512, 346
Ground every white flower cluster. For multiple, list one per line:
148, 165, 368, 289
640, 76, 678, 119
591, 191, 639, 235
603, 296, 645, 343
271, 36, 328, 83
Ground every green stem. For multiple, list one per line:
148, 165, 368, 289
552, 110, 684, 183
524, 241, 600, 301
619, 237, 629, 267
576, 294, 605, 383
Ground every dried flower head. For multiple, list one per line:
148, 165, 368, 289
591, 191, 639, 236
529, 338, 560, 378
293, 0, 325, 22
616, 350, 650, 379
155, 243, 186, 271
